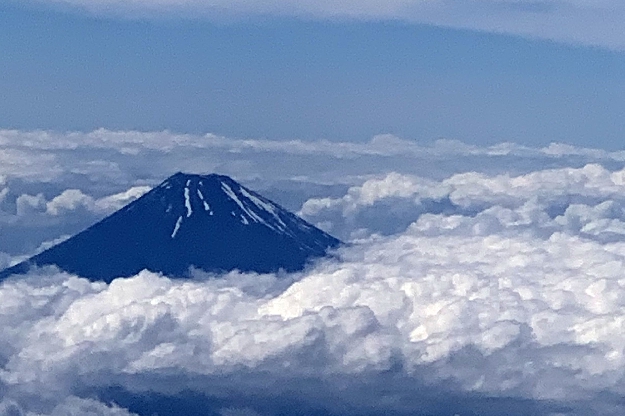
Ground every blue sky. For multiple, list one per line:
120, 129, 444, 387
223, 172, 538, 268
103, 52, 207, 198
3, 1, 625, 149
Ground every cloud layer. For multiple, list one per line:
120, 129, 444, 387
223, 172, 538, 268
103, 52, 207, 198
5, 206, 625, 414
22, 0, 625, 49
1, 128, 622, 255
4, 129, 625, 414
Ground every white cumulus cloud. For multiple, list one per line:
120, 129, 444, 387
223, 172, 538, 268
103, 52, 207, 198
3, 219, 625, 414
4, 130, 625, 414
45, 186, 151, 216
300, 164, 625, 240
2, 128, 619, 256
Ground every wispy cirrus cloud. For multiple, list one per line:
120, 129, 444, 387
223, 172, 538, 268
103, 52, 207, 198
21, 0, 625, 49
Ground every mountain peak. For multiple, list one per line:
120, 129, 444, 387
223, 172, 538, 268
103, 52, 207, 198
0, 173, 341, 282
148, 172, 312, 240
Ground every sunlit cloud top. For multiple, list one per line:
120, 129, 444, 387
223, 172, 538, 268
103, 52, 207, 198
3, 129, 625, 414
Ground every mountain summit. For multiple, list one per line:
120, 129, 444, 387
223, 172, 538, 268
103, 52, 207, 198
0, 173, 341, 282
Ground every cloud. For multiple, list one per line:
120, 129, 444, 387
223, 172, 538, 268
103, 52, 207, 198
4, 217, 625, 414
0, 397, 138, 416
18, 0, 625, 49
5, 159, 625, 414
15, 194, 47, 217
6, 130, 625, 413
0, 185, 150, 258
299, 164, 625, 240
45, 189, 96, 216
0, 252, 13, 271
94, 187, 152, 213
1, 129, 622, 190
2, 128, 625, 256
45, 186, 151, 216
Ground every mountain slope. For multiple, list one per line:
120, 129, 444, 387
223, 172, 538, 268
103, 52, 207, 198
0, 173, 341, 282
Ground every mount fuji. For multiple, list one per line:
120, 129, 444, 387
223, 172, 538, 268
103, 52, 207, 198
0, 173, 341, 282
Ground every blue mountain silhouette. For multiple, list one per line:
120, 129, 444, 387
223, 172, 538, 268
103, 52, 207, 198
0, 173, 340, 282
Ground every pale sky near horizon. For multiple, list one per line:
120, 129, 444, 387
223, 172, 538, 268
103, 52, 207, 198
3, 0, 625, 149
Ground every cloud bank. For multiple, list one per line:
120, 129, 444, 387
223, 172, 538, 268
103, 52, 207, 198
299, 164, 625, 239
0, 128, 623, 256
22, 0, 625, 49
4, 129, 625, 414
5, 199, 625, 414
